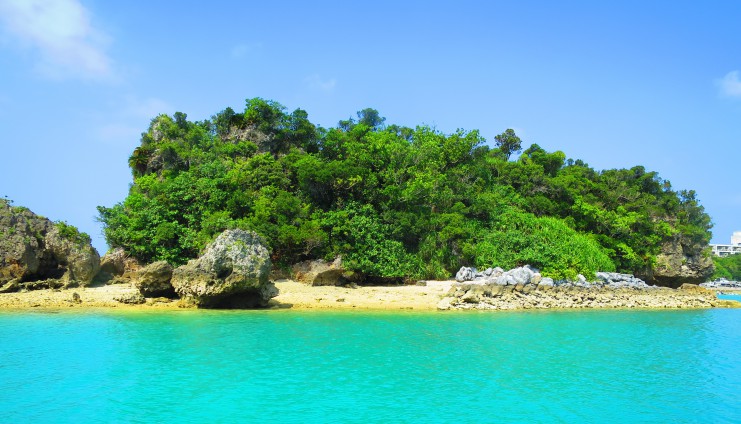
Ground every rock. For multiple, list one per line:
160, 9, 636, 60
45, 226, 100, 285
461, 285, 488, 303
538, 277, 555, 287
496, 274, 516, 286
292, 257, 348, 286
134, 261, 175, 297
594, 272, 650, 289
114, 292, 146, 304
455, 266, 476, 282
678, 283, 712, 294
637, 236, 714, 288
71, 292, 81, 303
0, 278, 20, 293
171, 229, 277, 308
437, 297, 453, 310
0, 200, 100, 287
100, 248, 141, 276
510, 267, 533, 285
20, 279, 64, 291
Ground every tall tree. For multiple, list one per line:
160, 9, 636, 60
494, 128, 522, 160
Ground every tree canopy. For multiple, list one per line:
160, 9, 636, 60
98, 98, 713, 281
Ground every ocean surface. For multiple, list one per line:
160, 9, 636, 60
1, 308, 739, 423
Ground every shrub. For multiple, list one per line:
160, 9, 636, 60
474, 210, 615, 280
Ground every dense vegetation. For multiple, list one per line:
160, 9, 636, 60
98, 98, 712, 280
712, 254, 741, 281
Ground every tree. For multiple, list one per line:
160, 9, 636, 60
494, 128, 522, 160
357, 108, 385, 129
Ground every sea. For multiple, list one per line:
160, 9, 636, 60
1, 303, 740, 423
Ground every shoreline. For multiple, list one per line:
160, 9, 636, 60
0, 280, 738, 312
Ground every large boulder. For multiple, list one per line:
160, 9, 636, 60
638, 236, 714, 288
171, 229, 276, 307
292, 257, 348, 286
45, 226, 100, 284
100, 247, 141, 276
0, 200, 99, 287
134, 261, 175, 297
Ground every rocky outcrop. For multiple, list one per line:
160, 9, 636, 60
171, 229, 277, 308
638, 236, 714, 288
0, 200, 100, 288
45, 226, 100, 284
441, 265, 719, 310
133, 261, 175, 297
292, 257, 349, 286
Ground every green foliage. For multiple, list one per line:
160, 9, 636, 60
320, 204, 417, 277
493, 128, 522, 160
98, 98, 714, 280
474, 210, 615, 280
54, 221, 92, 246
712, 254, 741, 281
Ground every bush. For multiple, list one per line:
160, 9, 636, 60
474, 210, 615, 280
54, 221, 92, 246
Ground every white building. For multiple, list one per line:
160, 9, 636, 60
711, 231, 741, 257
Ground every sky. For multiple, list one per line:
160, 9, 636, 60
0, 0, 740, 254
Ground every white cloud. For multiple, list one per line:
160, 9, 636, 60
717, 70, 741, 97
305, 74, 337, 92
0, 0, 113, 80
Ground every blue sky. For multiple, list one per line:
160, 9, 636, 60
1, 0, 740, 254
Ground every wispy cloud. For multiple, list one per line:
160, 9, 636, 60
717, 70, 741, 97
305, 74, 337, 92
230, 42, 261, 59
0, 0, 113, 80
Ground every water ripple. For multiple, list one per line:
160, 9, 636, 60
0, 309, 739, 422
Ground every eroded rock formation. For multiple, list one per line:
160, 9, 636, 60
0, 201, 99, 289
638, 236, 714, 288
171, 229, 277, 307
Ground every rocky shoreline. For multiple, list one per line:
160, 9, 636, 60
438, 266, 738, 310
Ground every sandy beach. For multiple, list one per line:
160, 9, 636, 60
0, 279, 738, 311
0, 280, 453, 311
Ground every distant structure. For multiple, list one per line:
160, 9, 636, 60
710, 231, 741, 257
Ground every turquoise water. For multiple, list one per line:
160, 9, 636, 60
719, 293, 741, 302
1, 309, 740, 423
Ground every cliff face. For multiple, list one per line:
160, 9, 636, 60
638, 236, 714, 288
0, 201, 100, 287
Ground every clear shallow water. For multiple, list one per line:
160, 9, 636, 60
0, 309, 739, 423
718, 293, 741, 302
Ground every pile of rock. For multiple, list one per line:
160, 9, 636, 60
454, 266, 653, 289
455, 265, 551, 286
441, 265, 713, 310
593, 272, 653, 289
701, 279, 741, 289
